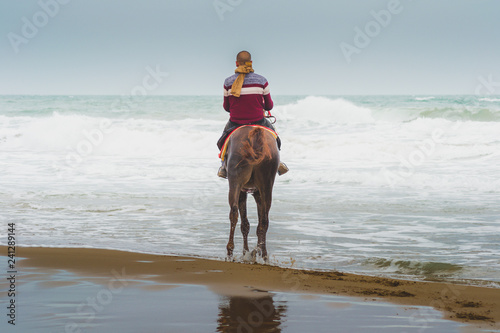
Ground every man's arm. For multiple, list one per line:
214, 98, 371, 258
263, 82, 273, 111
223, 85, 230, 112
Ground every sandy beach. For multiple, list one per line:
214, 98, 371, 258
2, 246, 498, 332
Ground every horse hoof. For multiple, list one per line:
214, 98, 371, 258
250, 249, 257, 260
242, 249, 257, 263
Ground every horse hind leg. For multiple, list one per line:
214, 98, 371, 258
253, 190, 271, 262
238, 191, 250, 255
226, 184, 241, 260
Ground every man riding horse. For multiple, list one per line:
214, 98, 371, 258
217, 50, 288, 178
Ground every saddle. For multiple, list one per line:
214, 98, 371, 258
218, 125, 278, 161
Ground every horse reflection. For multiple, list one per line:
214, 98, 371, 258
216, 294, 287, 333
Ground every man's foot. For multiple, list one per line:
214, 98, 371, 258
278, 162, 289, 176
217, 165, 227, 179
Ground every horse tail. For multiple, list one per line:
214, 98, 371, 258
240, 127, 273, 166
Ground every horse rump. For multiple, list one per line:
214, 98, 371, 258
239, 127, 273, 166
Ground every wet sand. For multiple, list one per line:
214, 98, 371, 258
3, 246, 499, 332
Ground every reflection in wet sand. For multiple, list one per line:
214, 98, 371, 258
217, 294, 287, 332
8, 248, 477, 332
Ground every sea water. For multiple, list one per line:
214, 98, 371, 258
1, 95, 499, 285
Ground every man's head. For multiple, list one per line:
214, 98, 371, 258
236, 51, 251, 66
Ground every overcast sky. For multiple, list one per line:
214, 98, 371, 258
1, 0, 498, 95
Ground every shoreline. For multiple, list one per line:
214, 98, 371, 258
5, 246, 500, 331
10, 245, 499, 287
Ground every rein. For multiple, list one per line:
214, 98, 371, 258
265, 110, 276, 124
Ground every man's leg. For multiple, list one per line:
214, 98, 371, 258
217, 120, 239, 150
217, 120, 240, 178
256, 118, 288, 175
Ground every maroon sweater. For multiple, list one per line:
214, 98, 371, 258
223, 72, 274, 124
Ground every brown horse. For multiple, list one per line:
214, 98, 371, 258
223, 126, 280, 261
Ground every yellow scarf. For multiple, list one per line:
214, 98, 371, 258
231, 62, 254, 97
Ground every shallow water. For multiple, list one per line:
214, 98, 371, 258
1, 265, 466, 333
1, 95, 499, 284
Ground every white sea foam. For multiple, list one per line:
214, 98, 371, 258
0, 112, 220, 156
414, 96, 435, 101
273, 96, 374, 124
1, 95, 499, 284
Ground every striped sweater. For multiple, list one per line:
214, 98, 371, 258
223, 72, 274, 124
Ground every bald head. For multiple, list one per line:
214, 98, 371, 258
236, 51, 252, 65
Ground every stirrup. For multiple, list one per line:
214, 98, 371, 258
217, 166, 227, 179
278, 162, 289, 176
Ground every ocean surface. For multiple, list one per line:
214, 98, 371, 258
1, 95, 499, 286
